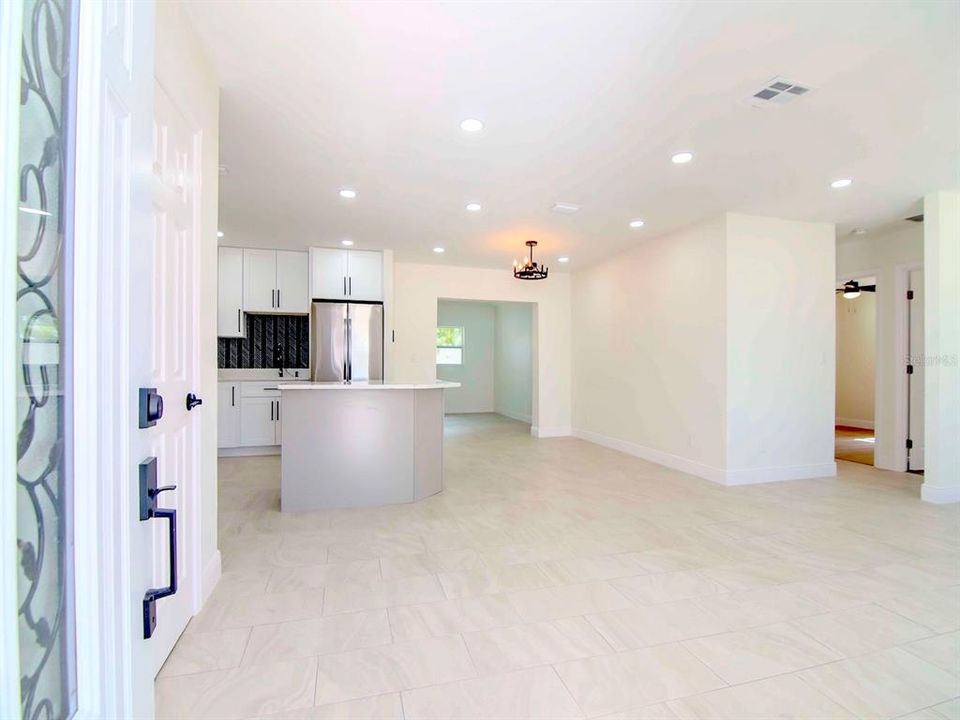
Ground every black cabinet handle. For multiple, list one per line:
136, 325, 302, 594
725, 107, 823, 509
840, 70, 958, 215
143, 507, 177, 639
271, 289, 276, 308
237, 308, 241, 332
270, 401, 274, 421
231, 385, 235, 406
277, 288, 281, 307
276, 400, 280, 421
348, 277, 352, 296
343, 276, 346, 296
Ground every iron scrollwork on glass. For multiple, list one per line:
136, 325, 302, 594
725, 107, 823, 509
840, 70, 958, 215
17, 0, 77, 718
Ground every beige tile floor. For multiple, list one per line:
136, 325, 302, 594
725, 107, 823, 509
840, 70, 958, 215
156, 413, 960, 719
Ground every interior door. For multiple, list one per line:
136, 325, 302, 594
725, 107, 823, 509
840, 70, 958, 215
149, 82, 201, 674
243, 248, 277, 312
908, 268, 925, 470
276, 250, 309, 313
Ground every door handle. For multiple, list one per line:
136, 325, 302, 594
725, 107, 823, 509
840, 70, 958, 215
277, 288, 281, 307
348, 277, 352, 296
186, 393, 203, 411
231, 385, 235, 407
270, 401, 274, 421
276, 400, 280, 421
143, 507, 177, 639
237, 308, 241, 332
272, 289, 276, 308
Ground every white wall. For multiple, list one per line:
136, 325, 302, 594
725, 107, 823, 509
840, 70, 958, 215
436, 300, 495, 413
836, 292, 876, 428
392, 262, 571, 435
494, 303, 533, 423
922, 190, 960, 503
156, 1, 221, 601
724, 213, 836, 484
837, 221, 923, 470
572, 212, 835, 485
572, 216, 728, 475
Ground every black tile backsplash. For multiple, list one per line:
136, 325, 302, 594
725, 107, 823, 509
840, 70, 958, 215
218, 314, 310, 369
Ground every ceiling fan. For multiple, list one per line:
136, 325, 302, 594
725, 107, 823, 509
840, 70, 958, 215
836, 280, 876, 299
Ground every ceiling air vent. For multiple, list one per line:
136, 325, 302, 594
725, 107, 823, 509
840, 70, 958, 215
550, 202, 581, 215
749, 77, 812, 107
905, 214, 924, 222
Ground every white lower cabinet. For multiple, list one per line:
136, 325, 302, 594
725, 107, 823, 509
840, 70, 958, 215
239, 397, 279, 447
219, 382, 283, 450
217, 382, 241, 448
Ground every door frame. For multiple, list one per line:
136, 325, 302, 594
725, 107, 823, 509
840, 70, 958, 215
1, 0, 25, 715
899, 261, 924, 473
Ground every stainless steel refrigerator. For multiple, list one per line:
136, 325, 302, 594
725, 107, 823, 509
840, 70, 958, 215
311, 302, 384, 383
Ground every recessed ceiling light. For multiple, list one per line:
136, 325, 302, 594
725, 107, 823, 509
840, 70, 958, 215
340, 239, 354, 246
465, 202, 482, 212
629, 219, 645, 228
831, 178, 852, 189
433, 247, 445, 253
459, 118, 483, 132
671, 151, 694, 164
558, 256, 570, 263
550, 202, 581, 214
217, 230, 224, 238
339, 188, 357, 199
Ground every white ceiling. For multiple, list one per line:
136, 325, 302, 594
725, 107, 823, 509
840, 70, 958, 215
183, 0, 960, 270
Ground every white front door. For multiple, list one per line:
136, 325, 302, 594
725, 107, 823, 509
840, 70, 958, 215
908, 268, 925, 470
148, 81, 201, 674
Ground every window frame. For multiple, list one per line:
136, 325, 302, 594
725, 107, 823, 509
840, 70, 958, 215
435, 325, 465, 366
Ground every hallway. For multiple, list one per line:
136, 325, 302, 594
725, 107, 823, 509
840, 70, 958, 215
156, 415, 959, 719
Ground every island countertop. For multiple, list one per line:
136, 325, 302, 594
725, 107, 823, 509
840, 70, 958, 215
278, 380, 460, 391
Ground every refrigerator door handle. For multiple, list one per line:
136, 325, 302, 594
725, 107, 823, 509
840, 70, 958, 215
346, 316, 352, 382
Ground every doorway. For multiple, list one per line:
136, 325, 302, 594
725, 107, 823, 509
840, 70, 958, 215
835, 276, 877, 465
436, 299, 534, 426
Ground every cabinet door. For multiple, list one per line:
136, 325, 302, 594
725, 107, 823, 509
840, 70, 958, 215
276, 250, 309, 313
347, 250, 383, 301
243, 248, 278, 313
217, 247, 244, 337
310, 247, 349, 300
217, 382, 241, 448
240, 396, 278, 446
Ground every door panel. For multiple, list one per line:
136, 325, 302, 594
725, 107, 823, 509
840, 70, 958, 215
312, 303, 347, 382
243, 248, 277, 312
276, 250, 309, 313
908, 268, 924, 470
310, 247, 348, 300
240, 397, 277, 446
347, 250, 383, 301
149, 82, 200, 674
348, 303, 383, 382
218, 247, 244, 336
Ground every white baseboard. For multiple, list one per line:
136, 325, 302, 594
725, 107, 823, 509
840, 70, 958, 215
723, 462, 837, 486
572, 428, 726, 484
921, 484, 960, 504
573, 428, 837, 486
497, 409, 532, 424
218, 445, 280, 457
532, 425, 571, 438
836, 417, 875, 430
200, 549, 221, 608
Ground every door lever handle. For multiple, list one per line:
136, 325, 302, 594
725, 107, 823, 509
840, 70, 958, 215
150, 484, 177, 498
186, 393, 203, 411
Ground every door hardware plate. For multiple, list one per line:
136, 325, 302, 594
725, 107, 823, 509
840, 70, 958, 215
139, 387, 164, 428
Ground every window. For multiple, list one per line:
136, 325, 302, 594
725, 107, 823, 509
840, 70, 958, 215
436, 326, 464, 365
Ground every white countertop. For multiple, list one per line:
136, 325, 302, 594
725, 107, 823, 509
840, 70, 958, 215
278, 381, 460, 391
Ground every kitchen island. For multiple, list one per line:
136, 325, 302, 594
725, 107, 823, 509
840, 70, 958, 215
278, 381, 459, 510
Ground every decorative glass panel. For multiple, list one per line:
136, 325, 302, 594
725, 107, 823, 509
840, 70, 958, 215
16, 0, 78, 718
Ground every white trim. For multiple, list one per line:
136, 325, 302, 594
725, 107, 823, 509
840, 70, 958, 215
573, 429, 837, 486
572, 428, 726, 483
723, 462, 837, 486
532, 425, 572, 438
920, 484, 960, 504
892, 261, 924, 473
218, 445, 281, 457
201, 549, 222, 605
835, 417, 875, 430
0, 0, 24, 713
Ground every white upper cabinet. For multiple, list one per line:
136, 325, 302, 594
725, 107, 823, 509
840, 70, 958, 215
276, 250, 309, 313
218, 247, 244, 337
310, 247, 349, 300
243, 248, 277, 313
347, 251, 383, 302
310, 248, 382, 301
242, 248, 309, 314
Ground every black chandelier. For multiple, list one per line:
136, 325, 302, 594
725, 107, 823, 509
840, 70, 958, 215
512, 240, 548, 280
